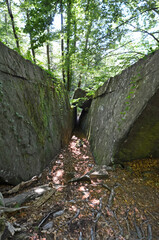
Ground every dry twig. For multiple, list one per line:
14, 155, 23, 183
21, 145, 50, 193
147, 223, 152, 240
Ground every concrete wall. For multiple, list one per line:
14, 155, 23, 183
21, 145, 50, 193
0, 42, 74, 184
80, 50, 159, 165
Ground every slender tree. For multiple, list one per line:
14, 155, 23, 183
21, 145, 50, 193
60, 0, 65, 83
6, 0, 20, 51
26, 9, 36, 63
66, 0, 71, 91
46, 26, 51, 70
4, 13, 8, 44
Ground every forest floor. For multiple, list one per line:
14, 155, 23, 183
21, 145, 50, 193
0, 129, 159, 240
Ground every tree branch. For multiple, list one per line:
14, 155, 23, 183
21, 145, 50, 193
129, 23, 159, 43
98, 7, 159, 41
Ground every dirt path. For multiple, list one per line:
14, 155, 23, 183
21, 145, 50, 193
1, 130, 159, 239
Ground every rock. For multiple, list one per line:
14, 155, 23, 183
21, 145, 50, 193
72, 87, 92, 110
0, 206, 28, 214
81, 98, 92, 111
53, 209, 64, 217
80, 50, 159, 165
73, 88, 87, 100
0, 42, 74, 185
42, 221, 53, 230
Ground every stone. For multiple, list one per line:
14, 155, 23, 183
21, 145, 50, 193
42, 221, 53, 230
80, 50, 159, 165
53, 209, 64, 217
72, 87, 92, 110
73, 88, 87, 100
0, 42, 74, 185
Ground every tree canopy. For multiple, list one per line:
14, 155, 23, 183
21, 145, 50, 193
1, 0, 159, 93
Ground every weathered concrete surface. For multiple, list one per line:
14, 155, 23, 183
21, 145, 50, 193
80, 50, 159, 165
0, 42, 74, 185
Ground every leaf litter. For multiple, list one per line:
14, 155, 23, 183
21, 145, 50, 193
0, 130, 159, 239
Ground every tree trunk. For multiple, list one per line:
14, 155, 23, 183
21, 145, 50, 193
85, 20, 92, 52
46, 44, 50, 70
73, 19, 77, 51
47, 27, 51, 70
31, 42, 36, 63
6, 0, 20, 51
84, 0, 92, 58
5, 13, 8, 44
66, 37, 70, 91
60, 0, 65, 84
66, 1, 71, 91
83, 0, 93, 71
26, 10, 36, 63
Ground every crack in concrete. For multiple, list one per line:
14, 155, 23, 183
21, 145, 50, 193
0, 68, 28, 82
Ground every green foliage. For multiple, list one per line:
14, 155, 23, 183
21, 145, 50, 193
70, 97, 87, 107
0, 0, 159, 94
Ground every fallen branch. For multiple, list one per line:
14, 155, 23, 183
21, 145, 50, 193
56, 208, 80, 231
92, 198, 103, 224
124, 209, 131, 238
133, 210, 142, 239
7, 176, 38, 195
147, 224, 152, 240
68, 209, 80, 225
101, 183, 111, 192
140, 220, 148, 239
99, 197, 102, 212
91, 226, 96, 240
93, 212, 102, 223
108, 188, 115, 208
113, 210, 124, 236
146, 210, 158, 221
68, 175, 91, 184
89, 170, 109, 180
107, 184, 120, 208
68, 166, 110, 184
34, 189, 56, 208
4, 184, 52, 207
78, 231, 83, 240
38, 208, 64, 228
0, 206, 28, 213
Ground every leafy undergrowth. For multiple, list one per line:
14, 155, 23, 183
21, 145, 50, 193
1, 130, 159, 239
